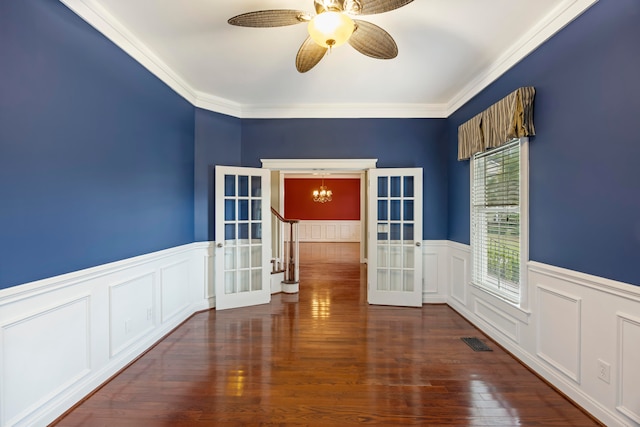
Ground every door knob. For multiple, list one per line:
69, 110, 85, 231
415, 242, 421, 247
217, 242, 223, 248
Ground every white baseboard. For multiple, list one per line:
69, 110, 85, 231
0, 242, 213, 427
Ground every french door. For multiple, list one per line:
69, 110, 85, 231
368, 168, 423, 307
215, 166, 271, 310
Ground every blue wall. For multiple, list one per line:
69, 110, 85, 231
241, 118, 449, 240
194, 108, 241, 241
448, 0, 640, 286
0, 0, 195, 289
5, 0, 637, 290
192, 116, 448, 242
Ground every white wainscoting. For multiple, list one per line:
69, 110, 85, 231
444, 242, 640, 427
297, 220, 360, 242
3, 240, 639, 427
0, 242, 213, 427
421, 241, 449, 303
536, 285, 582, 383
617, 312, 640, 424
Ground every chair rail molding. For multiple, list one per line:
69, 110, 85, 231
0, 242, 213, 427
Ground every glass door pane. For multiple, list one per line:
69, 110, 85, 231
368, 168, 422, 307
215, 166, 271, 310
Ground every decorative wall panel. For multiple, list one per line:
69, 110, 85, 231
474, 299, 519, 343
0, 243, 210, 427
451, 255, 467, 305
2, 297, 90, 426
297, 221, 361, 242
617, 313, 640, 424
161, 260, 191, 323
423, 253, 439, 294
110, 274, 155, 357
536, 286, 582, 383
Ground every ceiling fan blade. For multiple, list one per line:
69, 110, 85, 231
353, 0, 413, 15
228, 10, 310, 27
349, 20, 398, 59
296, 37, 328, 73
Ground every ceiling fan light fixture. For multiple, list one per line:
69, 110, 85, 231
229, 0, 413, 72
308, 11, 354, 48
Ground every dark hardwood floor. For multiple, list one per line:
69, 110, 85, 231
54, 243, 600, 426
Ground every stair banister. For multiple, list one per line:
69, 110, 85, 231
270, 207, 300, 288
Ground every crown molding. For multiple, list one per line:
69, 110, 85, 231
445, 0, 598, 116
60, 0, 597, 120
240, 103, 448, 119
60, 0, 199, 105
194, 91, 243, 118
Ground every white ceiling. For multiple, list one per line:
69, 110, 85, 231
60, 0, 597, 118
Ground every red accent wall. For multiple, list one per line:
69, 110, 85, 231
284, 178, 360, 220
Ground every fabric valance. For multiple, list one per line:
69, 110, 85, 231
457, 113, 483, 161
458, 87, 536, 160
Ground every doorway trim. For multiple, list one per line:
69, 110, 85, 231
261, 159, 378, 171
260, 159, 378, 263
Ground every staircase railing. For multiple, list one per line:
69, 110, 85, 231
270, 207, 299, 285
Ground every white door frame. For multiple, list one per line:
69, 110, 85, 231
261, 159, 378, 264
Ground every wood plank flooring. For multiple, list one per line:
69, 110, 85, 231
54, 243, 600, 426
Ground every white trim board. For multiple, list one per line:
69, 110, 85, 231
261, 159, 378, 171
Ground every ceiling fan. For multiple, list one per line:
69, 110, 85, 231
228, 0, 413, 73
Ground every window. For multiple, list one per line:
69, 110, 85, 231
471, 139, 528, 304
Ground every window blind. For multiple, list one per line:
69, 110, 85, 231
471, 140, 521, 302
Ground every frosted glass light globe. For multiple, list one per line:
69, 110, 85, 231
308, 12, 354, 48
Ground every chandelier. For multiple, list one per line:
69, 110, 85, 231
313, 178, 333, 203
